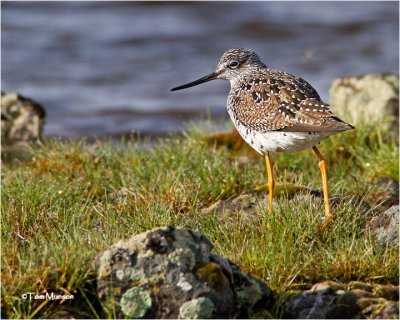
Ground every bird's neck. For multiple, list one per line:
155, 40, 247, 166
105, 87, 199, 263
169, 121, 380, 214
229, 66, 268, 88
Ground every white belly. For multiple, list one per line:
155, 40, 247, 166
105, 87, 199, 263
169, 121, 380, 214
232, 119, 333, 154
227, 105, 334, 154
248, 130, 332, 154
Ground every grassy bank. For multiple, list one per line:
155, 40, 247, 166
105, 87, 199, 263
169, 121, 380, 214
2, 119, 398, 318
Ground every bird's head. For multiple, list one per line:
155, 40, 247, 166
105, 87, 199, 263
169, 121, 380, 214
171, 48, 265, 91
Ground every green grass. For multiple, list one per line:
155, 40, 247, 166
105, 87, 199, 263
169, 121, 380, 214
2, 118, 398, 318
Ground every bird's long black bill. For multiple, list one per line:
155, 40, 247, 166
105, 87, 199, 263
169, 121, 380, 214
171, 72, 218, 91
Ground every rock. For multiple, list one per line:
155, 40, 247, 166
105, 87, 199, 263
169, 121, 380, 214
370, 176, 399, 211
201, 191, 267, 226
310, 281, 346, 292
179, 297, 215, 319
1, 307, 7, 320
371, 303, 399, 319
285, 285, 361, 319
201, 186, 316, 220
351, 289, 375, 299
96, 226, 274, 319
1, 92, 46, 143
347, 281, 373, 292
1, 92, 46, 161
120, 287, 152, 318
202, 189, 372, 229
329, 73, 399, 131
373, 284, 399, 301
370, 205, 399, 247
285, 281, 399, 319
357, 297, 387, 310
361, 300, 399, 319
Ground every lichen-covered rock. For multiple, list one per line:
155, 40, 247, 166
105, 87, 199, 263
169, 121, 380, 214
370, 205, 399, 247
1, 92, 46, 161
329, 73, 399, 131
284, 281, 399, 319
179, 297, 215, 319
119, 287, 152, 318
96, 226, 274, 319
1, 92, 45, 143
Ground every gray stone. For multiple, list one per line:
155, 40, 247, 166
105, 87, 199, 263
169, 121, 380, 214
285, 289, 353, 319
1, 92, 46, 161
329, 73, 399, 132
370, 205, 399, 247
96, 226, 274, 319
179, 297, 215, 319
285, 281, 399, 319
120, 287, 152, 318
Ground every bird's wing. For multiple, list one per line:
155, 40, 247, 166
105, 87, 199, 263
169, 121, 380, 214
232, 71, 353, 132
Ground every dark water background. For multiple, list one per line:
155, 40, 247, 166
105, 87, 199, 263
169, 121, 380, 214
2, 1, 399, 138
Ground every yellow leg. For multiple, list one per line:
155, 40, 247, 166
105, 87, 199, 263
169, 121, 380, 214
312, 146, 332, 230
264, 153, 275, 214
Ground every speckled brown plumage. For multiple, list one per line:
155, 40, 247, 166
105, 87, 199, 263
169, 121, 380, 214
225, 57, 353, 134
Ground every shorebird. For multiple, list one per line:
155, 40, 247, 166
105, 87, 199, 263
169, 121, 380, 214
171, 48, 354, 229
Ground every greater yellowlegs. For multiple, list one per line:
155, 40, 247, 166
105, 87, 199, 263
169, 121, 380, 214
171, 48, 354, 229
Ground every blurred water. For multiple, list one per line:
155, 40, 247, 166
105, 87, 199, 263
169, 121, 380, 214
2, 1, 398, 138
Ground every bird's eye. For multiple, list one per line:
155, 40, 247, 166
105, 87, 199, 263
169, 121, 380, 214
228, 60, 239, 68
